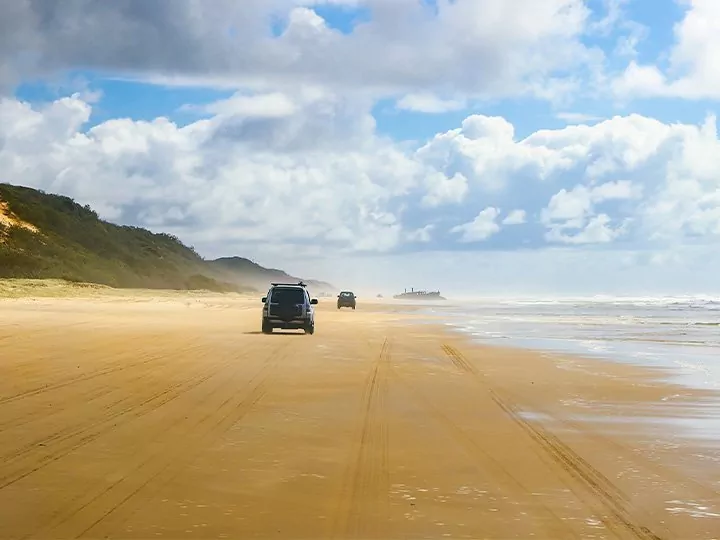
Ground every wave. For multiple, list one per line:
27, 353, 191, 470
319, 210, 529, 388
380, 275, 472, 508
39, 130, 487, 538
455, 295, 720, 308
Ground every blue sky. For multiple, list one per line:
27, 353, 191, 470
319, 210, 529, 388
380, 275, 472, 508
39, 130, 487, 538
15, 68, 715, 143
3, 0, 720, 292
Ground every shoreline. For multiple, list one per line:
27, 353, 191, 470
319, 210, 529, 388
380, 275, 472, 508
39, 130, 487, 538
6, 290, 717, 445
2, 283, 718, 400
3, 285, 719, 406
423, 298, 720, 395
1, 288, 719, 537
419, 305, 720, 451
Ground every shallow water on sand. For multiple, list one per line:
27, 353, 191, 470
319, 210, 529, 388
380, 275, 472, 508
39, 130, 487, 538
432, 296, 720, 390
427, 296, 720, 444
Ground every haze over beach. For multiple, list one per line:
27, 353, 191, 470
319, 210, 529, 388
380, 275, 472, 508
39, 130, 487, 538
2, 1, 720, 539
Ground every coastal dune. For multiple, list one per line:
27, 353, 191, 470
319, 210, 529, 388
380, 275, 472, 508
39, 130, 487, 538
0, 291, 718, 539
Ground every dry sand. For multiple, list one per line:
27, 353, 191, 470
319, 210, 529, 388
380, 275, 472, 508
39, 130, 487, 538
0, 285, 719, 539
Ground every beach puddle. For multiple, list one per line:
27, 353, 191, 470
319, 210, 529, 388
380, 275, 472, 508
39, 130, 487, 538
572, 402, 720, 443
438, 297, 720, 390
520, 400, 720, 447
666, 500, 720, 519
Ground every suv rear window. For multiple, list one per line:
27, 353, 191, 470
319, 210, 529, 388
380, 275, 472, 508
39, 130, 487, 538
270, 288, 305, 304
340, 292, 354, 297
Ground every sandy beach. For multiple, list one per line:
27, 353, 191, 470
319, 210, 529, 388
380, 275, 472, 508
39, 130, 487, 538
1, 286, 719, 539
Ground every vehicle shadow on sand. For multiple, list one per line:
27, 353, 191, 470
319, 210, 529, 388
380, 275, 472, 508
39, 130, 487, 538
243, 331, 306, 336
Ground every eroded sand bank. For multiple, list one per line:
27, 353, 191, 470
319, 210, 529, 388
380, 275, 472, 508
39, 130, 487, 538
0, 289, 718, 539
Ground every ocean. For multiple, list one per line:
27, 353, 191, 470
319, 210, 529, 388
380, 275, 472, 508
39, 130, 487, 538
428, 296, 720, 390
422, 296, 720, 442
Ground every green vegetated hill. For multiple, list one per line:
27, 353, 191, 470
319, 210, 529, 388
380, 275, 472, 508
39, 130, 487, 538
0, 183, 333, 293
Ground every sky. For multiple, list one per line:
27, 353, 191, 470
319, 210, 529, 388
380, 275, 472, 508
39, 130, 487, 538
2, 0, 720, 296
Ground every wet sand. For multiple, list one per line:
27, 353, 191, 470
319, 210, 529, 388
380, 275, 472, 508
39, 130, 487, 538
0, 290, 719, 539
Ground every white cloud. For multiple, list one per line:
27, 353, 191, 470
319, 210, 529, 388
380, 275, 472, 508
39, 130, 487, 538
406, 224, 435, 243
545, 213, 626, 244
4, 93, 720, 269
612, 20, 648, 59
612, 61, 670, 98
591, 179, 641, 201
540, 181, 640, 244
613, 0, 720, 99
0, 92, 416, 255
183, 92, 297, 118
586, 0, 647, 61
421, 172, 468, 208
416, 115, 526, 191
396, 94, 467, 114
451, 207, 501, 242
588, 0, 628, 36
542, 180, 640, 223
0, 0, 596, 103
556, 112, 604, 123
503, 210, 527, 225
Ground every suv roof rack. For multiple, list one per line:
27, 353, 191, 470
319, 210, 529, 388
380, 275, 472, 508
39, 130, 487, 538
270, 281, 306, 287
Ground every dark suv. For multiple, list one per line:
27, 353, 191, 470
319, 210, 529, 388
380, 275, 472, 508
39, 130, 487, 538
261, 282, 318, 334
337, 291, 356, 310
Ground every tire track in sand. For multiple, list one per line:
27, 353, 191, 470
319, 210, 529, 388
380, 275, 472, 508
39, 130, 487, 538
441, 344, 666, 540
332, 338, 391, 538
0, 347, 192, 432
0, 350, 220, 490
0, 342, 204, 406
389, 363, 575, 537
505, 397, 720, 505
24, 341, 288, 539
442, 343, 478, 375
0, 331, 154, 391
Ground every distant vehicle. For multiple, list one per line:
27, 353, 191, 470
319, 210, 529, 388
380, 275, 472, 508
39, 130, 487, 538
337, 291, 356, 310
261, 282, 318, 334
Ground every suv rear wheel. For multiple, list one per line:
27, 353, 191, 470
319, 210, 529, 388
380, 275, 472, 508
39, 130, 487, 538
304, 322, 315, 335
262, 320, 273, 334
